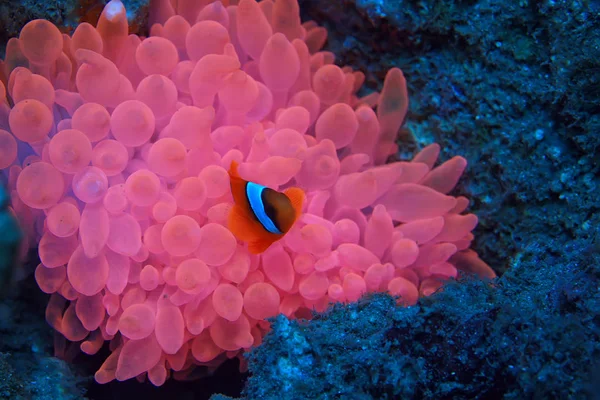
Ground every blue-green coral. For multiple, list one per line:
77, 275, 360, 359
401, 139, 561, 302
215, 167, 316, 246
243, 244, 600, 399
0, 184, 22, 297
0, 0, 598, 398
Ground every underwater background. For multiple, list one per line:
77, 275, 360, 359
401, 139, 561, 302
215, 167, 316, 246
0, 0, 599, 399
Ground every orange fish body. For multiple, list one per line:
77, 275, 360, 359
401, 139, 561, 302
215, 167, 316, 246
227, 161, 305, 254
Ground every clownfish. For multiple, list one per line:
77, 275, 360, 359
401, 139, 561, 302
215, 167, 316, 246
227, 161, 305, 254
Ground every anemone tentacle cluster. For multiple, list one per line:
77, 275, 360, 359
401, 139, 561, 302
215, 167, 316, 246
0, 0, 494, 385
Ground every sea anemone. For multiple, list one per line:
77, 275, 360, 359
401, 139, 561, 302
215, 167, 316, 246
0, 0, 494, 385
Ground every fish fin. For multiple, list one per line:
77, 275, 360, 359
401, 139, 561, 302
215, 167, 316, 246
228, 160, 248, 205
283, 187, 305, 219
228, 160, 240, 178
229, 205, 281, 254
248, 237, 278, 254
228, 204, 261, 242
